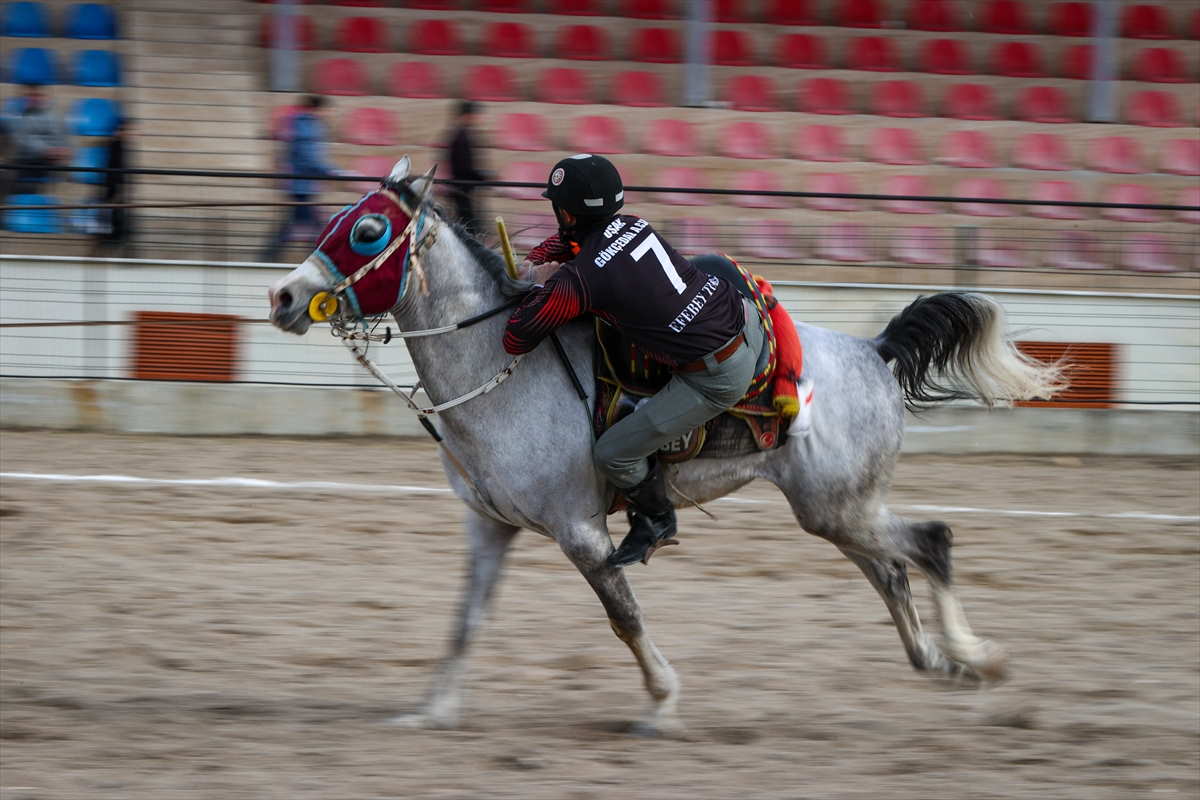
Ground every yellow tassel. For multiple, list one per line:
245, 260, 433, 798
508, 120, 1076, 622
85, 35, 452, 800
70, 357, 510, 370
773, 394, 799, 418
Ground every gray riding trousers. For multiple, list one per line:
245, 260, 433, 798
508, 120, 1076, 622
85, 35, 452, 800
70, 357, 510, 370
594, 298, 764, 489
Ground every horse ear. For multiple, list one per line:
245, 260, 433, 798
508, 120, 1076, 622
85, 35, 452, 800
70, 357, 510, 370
408, 163, 438, 199
384, 156, 411, 186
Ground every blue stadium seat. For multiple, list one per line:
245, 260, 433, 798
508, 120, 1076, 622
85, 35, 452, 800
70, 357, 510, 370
71, 97, 120, 135
2, 194, 62, 234
8, 47, 58, 84
3, 1, 50, 36
71, 144, 108, 184
72, 49, 120, 86
65, 2, 116, 39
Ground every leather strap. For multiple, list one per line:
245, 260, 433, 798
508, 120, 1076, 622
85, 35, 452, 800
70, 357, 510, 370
676, 331, 747, 374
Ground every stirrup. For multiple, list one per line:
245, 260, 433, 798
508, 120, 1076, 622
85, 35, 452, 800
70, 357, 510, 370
607, 524, 679, 568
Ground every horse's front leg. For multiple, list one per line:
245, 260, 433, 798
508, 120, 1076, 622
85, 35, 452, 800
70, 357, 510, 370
392, 509, 519, 728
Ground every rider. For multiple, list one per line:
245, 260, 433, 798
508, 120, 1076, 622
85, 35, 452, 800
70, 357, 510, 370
503, 154, 763, 568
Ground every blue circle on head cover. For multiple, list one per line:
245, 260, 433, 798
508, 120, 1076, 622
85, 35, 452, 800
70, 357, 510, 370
349, 214, 393, 256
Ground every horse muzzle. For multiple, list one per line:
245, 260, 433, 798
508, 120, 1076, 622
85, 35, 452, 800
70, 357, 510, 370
269, 257, 333, 334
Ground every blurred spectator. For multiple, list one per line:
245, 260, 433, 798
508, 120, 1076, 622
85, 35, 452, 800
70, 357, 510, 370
91, 116, 133, 255
1, 84, 68, 200
444, 100, 488, 235
260, 94, 337, 262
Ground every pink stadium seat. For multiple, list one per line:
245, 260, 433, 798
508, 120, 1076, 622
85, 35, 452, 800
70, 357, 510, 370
464, 65, 519, 101
1175, 187, 1200, 224
481, 0, 529, 11
940, 130, 997, 168
409, 20, 462, 55
717, 120, 775, 158
1126, 90, 1184, 126
1018, 86, 1075, 123
975, 231, 1026, 269
868, 127, 923, 164
537, 67, 592, 103
624, 0, 671, 19
726, 74, 778, 111
351, 156, 397, 194
495, 112, 551, 150
611, 70, 666, 106
816, 223, 871, 262
910, 0, 958, 31
944, 83, 999, 119
655, 167, 710, 206
1122, 233, 1180, 272
1121, 4, 1170, 38
1102, 184, 1159, 222
1050, 2, 1093, 36
954, 178, 1015, 217
794, 124, 849, 161
569, 114, 626, 154
879, 175, 936, 213
335, 16, 386, 52
892, 227, 953, 265
1029, 180, 1087, 220
849, 36, 900, 71
993, 41, 1044, 77
548, 0, 599, 13
260, 15, 316, 49
1013, 132, 1073, 170
341, 107, 398, 146
643, 118, 700, 157
313, 57, 368, 95
768, 0, 818, 25
741, 220, 800, 260
800, 77, 853, 114
498, 162, 546, 200
1134, 47, 1188, 82
1087, 136, 1145, 174
389, 61, 443, 98
839, 0, 882, 28
1161, 138, 1200, 175
806, 174, 861, 211
777, 33, 827, 68
672, 218, 718, 256
483, 22, 536, 57
872, 80, 924, 117
1063, 44, 1093, 79
1192, 8, 1200, 38
1046, 231, 1105, 271
632, 27, 680, 62
557, 24, 608, 60
711, 29, 753, 65
920, 38, 971, 74
733, 170, 790, 208
981, 0, 1030, 34
716, 0, 751, 22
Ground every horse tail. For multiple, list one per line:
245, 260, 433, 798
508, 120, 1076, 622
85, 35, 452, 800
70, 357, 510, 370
873, 292, 1066, 411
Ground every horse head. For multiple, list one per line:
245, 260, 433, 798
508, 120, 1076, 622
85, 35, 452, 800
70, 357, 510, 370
269, 156, 439, 335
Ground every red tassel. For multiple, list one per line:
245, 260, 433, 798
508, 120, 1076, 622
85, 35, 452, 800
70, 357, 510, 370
755, 276, 804, 418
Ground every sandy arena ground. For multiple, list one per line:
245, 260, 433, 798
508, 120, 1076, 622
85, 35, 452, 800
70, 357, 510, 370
0, 430, 1197, 800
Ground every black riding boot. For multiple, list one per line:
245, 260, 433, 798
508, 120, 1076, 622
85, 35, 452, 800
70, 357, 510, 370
607, 462, 678, 568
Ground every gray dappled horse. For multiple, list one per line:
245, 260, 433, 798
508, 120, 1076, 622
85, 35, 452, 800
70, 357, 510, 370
268, 158, 1063, 734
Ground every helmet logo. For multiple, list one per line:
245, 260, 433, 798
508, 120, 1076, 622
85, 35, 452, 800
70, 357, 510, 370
550, 167, 565, 186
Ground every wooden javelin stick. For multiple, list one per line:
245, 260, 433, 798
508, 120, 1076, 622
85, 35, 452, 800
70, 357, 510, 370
495, 216, 519, 280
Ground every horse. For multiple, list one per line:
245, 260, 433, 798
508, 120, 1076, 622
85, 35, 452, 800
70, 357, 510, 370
267, 157, 1064, 734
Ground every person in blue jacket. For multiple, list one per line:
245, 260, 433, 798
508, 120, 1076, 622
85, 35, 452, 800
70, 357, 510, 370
260, 95, 338, 262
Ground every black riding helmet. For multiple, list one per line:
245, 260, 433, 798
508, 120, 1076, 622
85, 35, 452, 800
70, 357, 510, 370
542, 154, 624, 218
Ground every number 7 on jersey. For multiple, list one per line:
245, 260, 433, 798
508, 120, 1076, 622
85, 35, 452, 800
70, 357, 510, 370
632, 233, 687, 295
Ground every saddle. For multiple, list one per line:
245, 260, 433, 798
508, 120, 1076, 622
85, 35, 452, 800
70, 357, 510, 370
593, 255, 808, 464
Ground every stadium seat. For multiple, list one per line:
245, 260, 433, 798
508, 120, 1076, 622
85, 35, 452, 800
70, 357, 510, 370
341, 107, 398, 146
1121, 4, 1169, 38
944, 83, 998, 119
1122, 233, 1180, 272
740, 220, 799, 260
981, 0, 1030, 33
548, 0, 599, 13
71, 96, 119, 135
800, 77, 853, 114
8, 47, 57, 84
954, 178, 1015, 217
1134, 47, 1187, 82
849, 36, 900, 71
556, 24, 608, 60
939, 130, 997, 168
1050, 2, 1093, 36
655, 167, 710, 206
335, 16, 386, 52
611, 70, 666, 106
815, 223, 871, 262
1192, 8, 1200, 38
806, 174, 861, 211
993, 41, 1044, 77
1175, 187, 1200, 224
312, 57, 367, 95
732, 170, 789, 209
497, 162, 545, 201
726, 74, 777, 111
481, 0, 529, 11
868, 127, 923, 164
1063, 44, 1093, 79
389, 61, 444, 98
464, 65, 519, 101
872, 80, 924, 117
909, 0, 957, 31
484, 21, 536, 57
920, 38, 971, 74
1029, 180, 1087, 219
878, 175, 936, 213
2, 194, 61, 234
1126, 90, 1184, 126
1013, 132, 1072, 170
892, 226, 953, 265
1017, 86, 1074, 123
672, 218, 719, 256
72, 49, 120, 86
1102, 184, 1158, 222
777, 33, 827, 68
975, 231, 1025, 269
569, 114, 625, 154
537, 67, 591, 103
65, 3, 116, 39
409, 19, 462, 55
717, 120, 774, 158
1046, 231, 1105, 270
794, 124, 849, 161
1088, 136, 1144, 174
495, 112, 551, 150
632, 27, 680, 62
259, 14, 315, 49
71, 144, 108, 184
717, 0, 751, 21
767, 0, 818, 25
711, 29, 753, 65
3, 2, 49, 36
624, 0, 671, 18
642, 118, 700, 157
839, 0, 882, 28
1161, 138, 1200, 176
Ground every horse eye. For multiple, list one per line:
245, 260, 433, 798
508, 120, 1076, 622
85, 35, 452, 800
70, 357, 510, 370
353, 215, 388, 244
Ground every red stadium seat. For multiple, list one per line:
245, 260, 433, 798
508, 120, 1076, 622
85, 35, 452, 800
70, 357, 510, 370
794, 124, 849, 161
313, 57, 368, 95
1088, 136, 1145, 174
643, 118, 700, 157
955, 178, 1015, 217
569, 114, 626, 154
464, 64, 519, 101
733, 170, 789, 209
806, 174, 861, 211
556, 24, 608, 60
1029, 180, 1087, 220
335, 16, 386, 52
259, 14, 315, 49
711, 29, 753, 65
1050, 2, 1093, 36
497, 162, 545, 201
892, 227, 954, 265
624, 0, 671, 19
940, 130, 997, 168
1161, 138, 1200, 175
611, 70, 666, 106
815, 223, 871, 262
1102, 183, 1159, 222
1063, 44, 1093, 79
548, 0, 599, 14
390, 61, 443, 98
1018, 86, 1075, 123
1192, 8, 1200, 38
1122, 233, 1181, 273
495, 113, 551, 150
632, 27, 680, 62
716, 0, 751, 22
944, 83, 999, 119
1126, 90, 1184, 126
879, 176, 936, 213
800, 77, 852, 114
768, 0, 818, 25
868, 126, 923, 164
920, 38, 971, 74
726, 74, 777, 111
872, 80, 924, 117
481, 0, 529, 11
839, 0, 882, 28
910, 0, 958, 31
483, 22, 536, 57
1121, 4, 1169, 38
341, 107, 398, 146
409, 19, 462, 55
1175, 187, 1200, 224
981, 0, 1030, 34
1046, 231, 1105, 270
717, 120, 775, 158
673, 218, 718, 256
537, 67, 592, 103
740, 220, 799, 260
777, 33, 827, 68
1013, 132, 1073, 170
993, 41, 1044, 77
1134, 47, 1187, 82
849, 36, 900, 71
655, 167, 710, 206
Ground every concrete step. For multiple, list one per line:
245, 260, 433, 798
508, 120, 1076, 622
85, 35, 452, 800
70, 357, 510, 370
137, 134, 272, 156
132, 182, 280, 204
137, 118, 261, 139
130, 0, 245, 11
129, 10, 254, 29
131, 40, 249, 61
130, 87, 260, 106
130, 101, 259, 124
128, 71, 259, 92
135, 55, 253, 74
127, 24, 251, 46
134, 150, 268, 171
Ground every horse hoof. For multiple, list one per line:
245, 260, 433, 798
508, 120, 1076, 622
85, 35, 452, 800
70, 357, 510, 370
629, 716, 686, 739
386, 710, 459, 730
972, 640, 1009, 685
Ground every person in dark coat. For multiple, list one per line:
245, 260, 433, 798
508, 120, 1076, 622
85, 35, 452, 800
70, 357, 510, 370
92, 116, 132, 254
445, 100, 487, 234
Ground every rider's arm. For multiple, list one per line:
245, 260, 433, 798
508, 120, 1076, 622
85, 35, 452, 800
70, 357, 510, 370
502, 267, 590, 355
526, 233, 577, 265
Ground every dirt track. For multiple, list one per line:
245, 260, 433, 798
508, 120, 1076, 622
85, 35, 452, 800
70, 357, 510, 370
1, 431, 1197, 800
